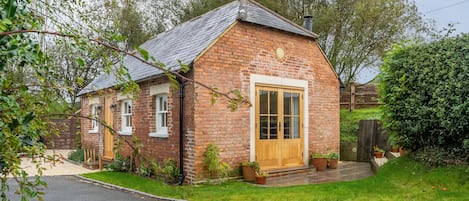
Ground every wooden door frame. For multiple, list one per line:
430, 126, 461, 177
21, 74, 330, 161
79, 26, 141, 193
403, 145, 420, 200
255, 86, 304, 169
249, 74, 309, 167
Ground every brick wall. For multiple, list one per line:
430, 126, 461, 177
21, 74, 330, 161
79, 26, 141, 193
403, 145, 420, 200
81, 96, 102, 153
81, 77, 181, 164
189, 22, 340, 181
80, 22, 339, 183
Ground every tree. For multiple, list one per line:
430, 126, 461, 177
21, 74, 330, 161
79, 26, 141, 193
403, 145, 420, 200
379, 35, 469, 166
175, 0, 429, 85
0, 1, 247, 199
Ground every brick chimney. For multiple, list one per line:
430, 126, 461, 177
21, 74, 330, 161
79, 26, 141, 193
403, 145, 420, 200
304, 15, 313, 32
238, 0, 248, 20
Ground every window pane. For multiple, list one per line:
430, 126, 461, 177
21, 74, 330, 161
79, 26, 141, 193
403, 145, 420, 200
259, 90, 268, 114
260, 116, 268, 139
270, 91, 278, 114
270, 116, 277, 139
284, 92, 291, 115
159, 97, 163, 111
284, 117, 291, 139
292, 93, 299, 115
292, 117, 300, 139
163, 96, 167, 111
163, 113, 167, 127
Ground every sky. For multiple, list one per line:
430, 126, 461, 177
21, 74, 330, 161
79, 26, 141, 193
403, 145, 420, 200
415, 0, 469, 35
356, 0, 469, 83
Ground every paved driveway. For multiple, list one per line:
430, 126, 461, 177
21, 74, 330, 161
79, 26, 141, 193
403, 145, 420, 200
5, 176, 158, 201
5, 150, 160, 201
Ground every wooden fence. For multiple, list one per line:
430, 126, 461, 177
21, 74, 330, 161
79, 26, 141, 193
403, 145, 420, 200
356, 120, 389, 162
43, 118, 79, 149
340, 83, 380, 110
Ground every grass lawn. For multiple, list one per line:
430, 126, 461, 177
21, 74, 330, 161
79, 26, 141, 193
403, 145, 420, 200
340, 107, 382, 142
82, 157, 468, 201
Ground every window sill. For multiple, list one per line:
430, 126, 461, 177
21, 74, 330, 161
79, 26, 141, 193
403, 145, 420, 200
149, 132, 168, 138
88, 130, 99, 134
118, 130, 132, 136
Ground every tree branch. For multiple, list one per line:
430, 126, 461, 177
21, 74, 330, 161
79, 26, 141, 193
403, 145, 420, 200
1, 30, 251, 107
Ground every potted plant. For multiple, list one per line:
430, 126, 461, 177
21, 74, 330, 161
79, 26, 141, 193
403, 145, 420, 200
255, 171, 268, 185
373, 145, 384, 158
388, 135, 400, 153
328, 152, 339, 169
241, 161, 259, 182
311, 153, 328, 171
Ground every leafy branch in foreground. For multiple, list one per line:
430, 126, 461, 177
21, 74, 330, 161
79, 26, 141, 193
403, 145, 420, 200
0, 29, 251, 109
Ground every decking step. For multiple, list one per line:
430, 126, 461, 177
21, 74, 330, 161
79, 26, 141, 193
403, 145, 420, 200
266, 167, 316, 178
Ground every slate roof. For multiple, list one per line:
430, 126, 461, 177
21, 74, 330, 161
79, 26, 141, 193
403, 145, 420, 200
78, 0, 317, 96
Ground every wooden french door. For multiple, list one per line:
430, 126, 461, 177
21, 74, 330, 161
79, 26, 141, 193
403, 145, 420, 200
103, 96, 114, 160
255, 85, 304, 170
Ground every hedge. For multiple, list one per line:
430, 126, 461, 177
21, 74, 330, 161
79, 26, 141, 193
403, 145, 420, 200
379, 34, 469, 166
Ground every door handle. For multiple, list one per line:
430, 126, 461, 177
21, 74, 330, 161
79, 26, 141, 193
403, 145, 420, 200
278, 122, 281, 131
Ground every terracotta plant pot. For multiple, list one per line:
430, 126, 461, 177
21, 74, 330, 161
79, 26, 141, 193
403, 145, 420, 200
399, 147, 407, 156
328, 159, 338, 169
391, 147, 399, 153
255, 175, 267, 185
312, 158, 328, 171
374, 152, 384, 158
242, 165, 256, 182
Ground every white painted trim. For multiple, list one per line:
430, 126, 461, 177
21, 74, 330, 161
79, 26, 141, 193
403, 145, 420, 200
149, 132, 169, 138
88, 96, 99, 105
249, 74, 309, 166
150, 83, 170, 96
118, 130, 132, 136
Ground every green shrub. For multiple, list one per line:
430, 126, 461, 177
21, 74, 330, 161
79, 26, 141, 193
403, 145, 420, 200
380, 35, 469, 166
162, 158, 180, 183
106, 154, 131, 172
202, 143, 232, 178
67, 149, 84, 163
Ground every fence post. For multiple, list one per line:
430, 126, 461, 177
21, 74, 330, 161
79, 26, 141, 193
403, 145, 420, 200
349, 84, 356, 111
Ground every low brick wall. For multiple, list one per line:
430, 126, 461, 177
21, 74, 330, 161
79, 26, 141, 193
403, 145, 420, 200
44, 118, 79, 149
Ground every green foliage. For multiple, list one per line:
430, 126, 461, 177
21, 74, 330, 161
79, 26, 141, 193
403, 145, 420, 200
162, 158, 180, 184
67, 149, 84, 163
241, 161, 260, 173
311, 153, 328, 159
340, 108, 382, 142
203, 143, 232, 178
0, 0, 51, 199
373, 145, 384, 153
380, 34, 469, 166
328, 152, 339, 159
106, 154, 131, 172
83, 157, 469, 200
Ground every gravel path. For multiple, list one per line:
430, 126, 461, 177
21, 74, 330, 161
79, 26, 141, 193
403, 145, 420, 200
11, 149, 99, 177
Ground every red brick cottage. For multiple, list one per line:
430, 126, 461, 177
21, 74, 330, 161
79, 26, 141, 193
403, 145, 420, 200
78, 0, 339, 183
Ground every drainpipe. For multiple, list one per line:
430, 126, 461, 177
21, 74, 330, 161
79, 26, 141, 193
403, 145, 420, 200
177, 79, 185, 185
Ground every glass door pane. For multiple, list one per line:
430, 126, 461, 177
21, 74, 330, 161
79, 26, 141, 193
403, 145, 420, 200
258, 89, 278, 140
284, 91, 300, 139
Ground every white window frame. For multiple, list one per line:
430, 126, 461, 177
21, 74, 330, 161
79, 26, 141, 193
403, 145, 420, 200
89, 104, 99, 133
119, 100, 132, 135
150, 94, 168, 138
